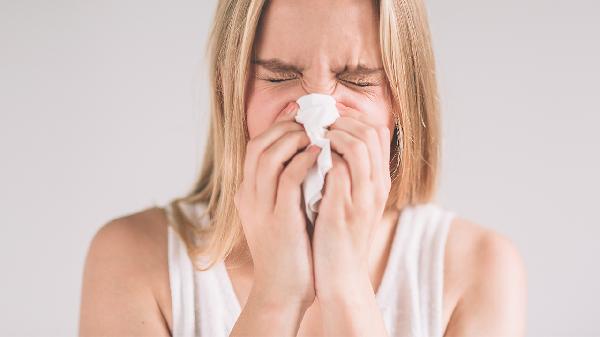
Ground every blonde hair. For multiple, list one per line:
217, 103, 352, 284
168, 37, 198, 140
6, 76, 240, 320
168, 0, 441, 271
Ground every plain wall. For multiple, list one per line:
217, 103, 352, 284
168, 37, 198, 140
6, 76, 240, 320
1, 0, 598, 335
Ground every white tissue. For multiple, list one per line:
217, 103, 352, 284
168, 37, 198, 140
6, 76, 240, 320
294, 93, 341, 227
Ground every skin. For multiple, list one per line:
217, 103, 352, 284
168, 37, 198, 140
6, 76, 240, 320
79, 0, 527, 336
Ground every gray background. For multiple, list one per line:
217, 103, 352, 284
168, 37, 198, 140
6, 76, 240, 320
1, 0, 598, 335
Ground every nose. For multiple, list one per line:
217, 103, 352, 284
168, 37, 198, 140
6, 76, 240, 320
299, 74, 341, 100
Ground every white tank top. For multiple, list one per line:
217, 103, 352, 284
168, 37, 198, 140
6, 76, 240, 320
164, 200, 456, 337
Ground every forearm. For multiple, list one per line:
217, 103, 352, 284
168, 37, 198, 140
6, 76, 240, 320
318, 274, 389, 337
229, 287, 310, 337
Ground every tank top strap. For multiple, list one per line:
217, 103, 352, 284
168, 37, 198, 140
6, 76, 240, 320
165, 202, 197, 336
375, 202, 456, 337
165, 200, 241, 337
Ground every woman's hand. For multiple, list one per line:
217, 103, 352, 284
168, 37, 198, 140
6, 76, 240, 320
234, 101, 321, 307
311, 102, 392, 300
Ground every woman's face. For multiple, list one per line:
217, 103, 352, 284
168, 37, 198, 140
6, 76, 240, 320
245, 0, 394, 139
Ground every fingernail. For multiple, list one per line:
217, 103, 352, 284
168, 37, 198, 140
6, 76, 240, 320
280, 102, 291, 113
286, 102, 298, 115
276, 103, 294, 121
308, 145, 321, 153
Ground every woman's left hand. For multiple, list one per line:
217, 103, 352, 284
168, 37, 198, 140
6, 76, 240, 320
311, 102, 392, 301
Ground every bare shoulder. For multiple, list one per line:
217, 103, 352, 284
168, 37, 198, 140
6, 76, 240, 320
79, 206, 172, 336
443, 215, 527, 336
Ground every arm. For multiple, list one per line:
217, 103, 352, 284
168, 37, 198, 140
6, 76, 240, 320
444, 230, 527, 336
229, 286, 311, 337
79, 217, 171, 336
318, 273, 389, 337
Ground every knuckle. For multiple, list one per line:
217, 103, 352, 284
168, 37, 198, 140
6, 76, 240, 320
365, 126, 378, 141
280, 162, 296, 178
279, 169, 297, 187
349, 140, 366, 155
297, 131, 310, 145
259, 149, 276, 165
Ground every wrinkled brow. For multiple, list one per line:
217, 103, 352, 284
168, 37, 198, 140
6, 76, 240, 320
252, 57, 383, 77
251, 58, 304, 74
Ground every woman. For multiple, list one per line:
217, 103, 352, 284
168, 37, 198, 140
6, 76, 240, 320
79, 0, 527, 336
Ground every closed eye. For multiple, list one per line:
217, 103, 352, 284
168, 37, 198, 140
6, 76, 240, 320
265, 78, 293, 83
341, 79, 375, 87
258, 75, 297, 83
260, 76, 374, 87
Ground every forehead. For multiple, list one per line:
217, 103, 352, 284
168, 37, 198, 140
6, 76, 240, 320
254, 0, 381, 69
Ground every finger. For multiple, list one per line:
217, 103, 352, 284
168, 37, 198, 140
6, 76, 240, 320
320, 152, 352, 220
336, 103, 392, 186
335, 102, 379, 127
337, 103, 391, 150
275, 145, 321, 214
325, 128, 370, 199
336, 103, 392, 161
329, 116, 383, 182
274, 101, 300, 123
256, 130, 311, 210
243, 103, 301, 192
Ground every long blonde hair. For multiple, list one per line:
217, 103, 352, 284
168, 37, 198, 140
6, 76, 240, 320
168, 0, 441, 271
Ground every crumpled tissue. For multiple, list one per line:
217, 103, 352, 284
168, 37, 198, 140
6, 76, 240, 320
294, 93, 340, 227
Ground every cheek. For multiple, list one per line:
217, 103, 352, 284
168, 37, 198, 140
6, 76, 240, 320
245, 81, 296, 139
246, 94, 277, 140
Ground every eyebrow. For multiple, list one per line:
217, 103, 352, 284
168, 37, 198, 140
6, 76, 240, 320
252, 58, 304, 74
251, 57, 383, 77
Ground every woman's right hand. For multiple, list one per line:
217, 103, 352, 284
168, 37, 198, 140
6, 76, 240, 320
233, 101, 321, 307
